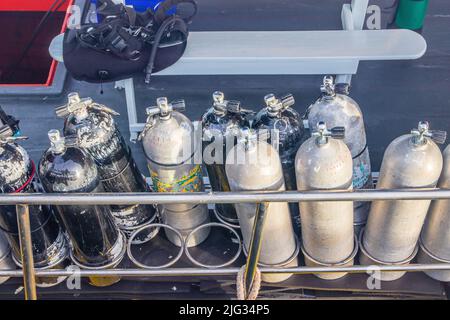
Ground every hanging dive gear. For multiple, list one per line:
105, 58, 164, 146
63, 0, 196, 83
0, 106, 20, 136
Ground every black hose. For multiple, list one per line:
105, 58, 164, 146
144, 15, 186, 84
144, 1, 197, 84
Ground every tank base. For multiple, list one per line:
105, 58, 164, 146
301, 236, 358, 280
358, 230, 418, 282
417, 239, 450, 283
0, 250, 15, 285
213, 206, 240, 229
262, 256, 298, 283
88, 274, 122, 287
112, 204, 158, 242
164, 209, 211, 248
244, 236, 300, 284
12, 231, 70, 288
114, 205, 158, 244
70, 231, 127, 287
354, 222, 365, 238
353, 201, 370, 235
165, 219, 211, 248
35, 260, 69, 288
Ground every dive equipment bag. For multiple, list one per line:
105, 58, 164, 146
63, 0, 196, 83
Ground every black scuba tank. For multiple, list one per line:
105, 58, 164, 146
201, 91, 254, 228
55, 93, 156, 240
252, 94, 307, 230
0, 125, 68, 270
39, 130, 125, 269
253, 93, 306, 192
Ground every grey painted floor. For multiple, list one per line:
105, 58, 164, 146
1, 0, 450, 175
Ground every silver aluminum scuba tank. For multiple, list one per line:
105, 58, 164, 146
202, 91, 253, 228
0, 125, 69, 287
226, 128, 298, 283
417, 144, 450, 282
360, 122, 445, 281
0, 231, 15, 285
308, 76, 373, 234
39, 130, 126, 287
295, 122, 356, 280
140, 97, 210, 248
253, 93, 306, 230
55, 93, 156, 240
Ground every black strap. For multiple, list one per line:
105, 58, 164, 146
123, 5, 137, 26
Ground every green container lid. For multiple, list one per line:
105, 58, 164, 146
395, 0, 429, 30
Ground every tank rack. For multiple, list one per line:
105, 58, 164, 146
1, 186, 450, 300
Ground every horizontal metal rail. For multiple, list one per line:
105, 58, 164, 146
4, 188, 450, 300
1, 264, 450, 278
2, 188, 450, 205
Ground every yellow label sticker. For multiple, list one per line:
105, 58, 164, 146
150, 165, 202, 193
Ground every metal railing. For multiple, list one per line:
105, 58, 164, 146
2, 188, 450, 300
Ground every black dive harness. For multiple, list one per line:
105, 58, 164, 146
63, 0, 196, 83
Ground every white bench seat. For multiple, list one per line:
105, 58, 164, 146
155, 30, 427, 76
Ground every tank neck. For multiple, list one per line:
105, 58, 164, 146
56, 92, 120, 123
239, 128, 270, 152
320, 75, 336, 99
48, 130, 67, 154
239, 129, 258, 151
410, 121, 447, 146
212, 91, 227, 117
139, 98, 186, 140
312, 122, 345, 146
264, 93, 295, 117
0, 125, 27, 150
211, 91, 246, 118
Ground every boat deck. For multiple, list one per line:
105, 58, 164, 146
0, 0, 449, 299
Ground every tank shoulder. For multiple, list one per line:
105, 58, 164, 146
311, 94, 362, 116
64, 111, 116, 143
39, 147, 99, 192
0, 143, 31, 190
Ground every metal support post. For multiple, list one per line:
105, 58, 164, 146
16, 204, 37, 300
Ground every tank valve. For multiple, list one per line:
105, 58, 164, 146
0, 125, 13, 140
312, 122, 345, 145
139, 98, 186, 140
0, 125, 27, 145
320, 75, 336, 97
212, 91, 244, 115
48, 129, 71, 154
145, 97, 186, 119
238, 128, 270, 151
264, 93, 295, 116
56, 93, 119, 119
411, 121, 447, 145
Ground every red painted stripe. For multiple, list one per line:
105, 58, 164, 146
14, 161, 36, 194
0, 0, 71, 12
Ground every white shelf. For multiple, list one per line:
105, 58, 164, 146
155, 30, 426, 76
